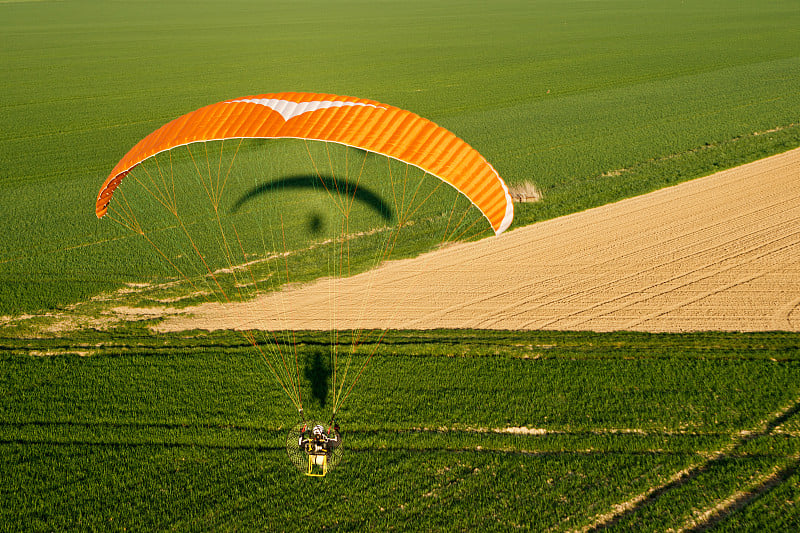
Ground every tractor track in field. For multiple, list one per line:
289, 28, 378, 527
579, 394, 800, 532
160, 146, 800, 333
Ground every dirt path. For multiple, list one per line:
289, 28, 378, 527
160, 147, 800, 332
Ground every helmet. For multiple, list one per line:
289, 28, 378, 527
312, 424, 325, 436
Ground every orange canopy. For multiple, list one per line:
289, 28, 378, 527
96, 92, 513, 234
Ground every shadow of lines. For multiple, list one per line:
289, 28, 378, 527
231, 174, 394, 221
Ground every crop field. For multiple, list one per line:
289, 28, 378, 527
2, 328, 800, 530
3, 0, 800, 531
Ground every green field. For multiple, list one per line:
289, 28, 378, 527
2, 0, 800, 312
2, 329, 799, 530
3, 0, 800, 530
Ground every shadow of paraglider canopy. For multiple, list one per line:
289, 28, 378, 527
230, 175, 394, 224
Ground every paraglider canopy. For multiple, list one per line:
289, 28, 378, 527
96, 92, 513, 235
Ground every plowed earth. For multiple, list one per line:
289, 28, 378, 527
161, 147, 800, 332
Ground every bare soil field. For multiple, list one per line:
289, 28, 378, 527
161, 147, 800, 332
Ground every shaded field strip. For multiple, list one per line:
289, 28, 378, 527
583, 395, 800, 531
0, 343, 264, 356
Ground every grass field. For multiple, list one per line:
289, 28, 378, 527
2, 328, 799, 530
2, 0, 800, 313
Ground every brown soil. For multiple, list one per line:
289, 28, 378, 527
159, 147, 800, 333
